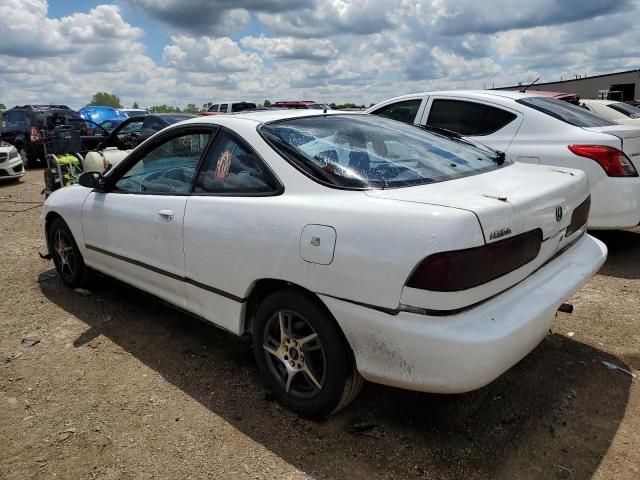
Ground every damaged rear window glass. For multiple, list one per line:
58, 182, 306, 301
260, 114, 506, 190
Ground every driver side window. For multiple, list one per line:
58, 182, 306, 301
114, 130, 212, 194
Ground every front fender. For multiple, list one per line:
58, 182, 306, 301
42, 186, 93, 255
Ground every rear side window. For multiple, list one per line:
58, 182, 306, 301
427, 100, 516, 136
3, 111, 30, 127
194, 132, 280, 194
608, 102, 640, 119
372, 99, 422, 124
517, 97, 615, 127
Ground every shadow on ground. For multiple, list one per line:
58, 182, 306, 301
591, 228, 640, 280
40, 272, 632, 479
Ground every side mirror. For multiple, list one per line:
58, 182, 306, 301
78, 171, 106, 191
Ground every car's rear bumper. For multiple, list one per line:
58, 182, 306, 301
589, 177, 640, 229
321, 233, 607, 393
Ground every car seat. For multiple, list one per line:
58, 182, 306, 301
347, 130, 370, 175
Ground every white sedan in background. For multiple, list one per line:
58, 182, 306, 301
580, 99, 640, 126
367, 90, 640, 229
0, 141, 25, 180
42, 110, 606, 418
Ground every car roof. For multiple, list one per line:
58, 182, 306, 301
210, 101, 256, 104
154, 113, 196, 120
81, 105, 118, 110
371, 90, 558, 106
581, 99, 615, 105
12, 104, 72, 110
179, 108, 339, 127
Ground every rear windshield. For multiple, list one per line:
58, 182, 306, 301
259, 114, 505, 189
608, 102, 640, 119
232, 102, 257, 112
517, 97, 615, 127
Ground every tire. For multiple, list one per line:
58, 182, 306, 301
252, 289, 363, 419
48, 218, 90, 288
18, 147, 28, 168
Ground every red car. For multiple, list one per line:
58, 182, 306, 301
270, 101, 330, 110
523, 90, 581, 104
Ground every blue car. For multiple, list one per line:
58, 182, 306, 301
78, 105, 127, 125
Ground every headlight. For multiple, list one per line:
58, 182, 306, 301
9, 149, 20, 160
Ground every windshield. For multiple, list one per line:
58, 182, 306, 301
608, 102, 640, 119
260, 114, 506, 189
517, 97, 615, 127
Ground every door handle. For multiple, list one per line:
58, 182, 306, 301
158, 209, 174, 222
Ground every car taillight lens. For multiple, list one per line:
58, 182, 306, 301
406, 229, 542, 292
30, 126, 41, 143
566, 196, 591, 237
568, 145, 638, 177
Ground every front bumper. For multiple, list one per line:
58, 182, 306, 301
321, 234, 607, 394
0, 154, 25, 179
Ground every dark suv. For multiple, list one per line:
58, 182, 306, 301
0, 105, 81, 167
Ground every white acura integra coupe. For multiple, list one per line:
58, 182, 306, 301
42, 110, 607, 418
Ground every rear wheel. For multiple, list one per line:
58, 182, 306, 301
48, 218, 90, 288
252, 289, 363, 418
18, 146, 28, 168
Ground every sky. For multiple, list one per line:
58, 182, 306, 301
0, 0, 638, 110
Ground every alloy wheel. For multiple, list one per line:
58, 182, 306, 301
53, 228, 76, 278
262, 309, 327, 398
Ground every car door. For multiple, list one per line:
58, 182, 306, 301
81, 126, 215, 308
183, 129, 283, 333
420, 97, 523, 154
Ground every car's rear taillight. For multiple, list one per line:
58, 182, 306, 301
566, 196, 591, 237
568, 145, 638, 177
406, 229, 542, 292
30, 126, 41, 143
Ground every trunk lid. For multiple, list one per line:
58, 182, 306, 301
584, 125, 640, 169
365, 163, 589, 248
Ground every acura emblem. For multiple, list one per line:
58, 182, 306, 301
555, 206, 563, 222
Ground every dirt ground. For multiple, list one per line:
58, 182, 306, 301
0, 170, 638, 480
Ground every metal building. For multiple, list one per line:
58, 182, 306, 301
496, 69, 640, 101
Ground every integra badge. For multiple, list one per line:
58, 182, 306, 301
489, 228, 512, 240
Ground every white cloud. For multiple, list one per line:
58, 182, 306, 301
0, 0, 639, 109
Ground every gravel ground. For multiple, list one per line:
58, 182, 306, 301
1, 170, 639, 480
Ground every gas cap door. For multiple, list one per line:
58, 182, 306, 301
299, 225, 336, 265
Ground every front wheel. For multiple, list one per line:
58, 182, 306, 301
48, 218, 90, 288
252, 289, 363, 418
19, 147, 28, 168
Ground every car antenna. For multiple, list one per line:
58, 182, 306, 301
520, 77, 540, 93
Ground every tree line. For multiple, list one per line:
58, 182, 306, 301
0, 94, 374, 119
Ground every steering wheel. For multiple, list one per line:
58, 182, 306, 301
120, 132, 140, 149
